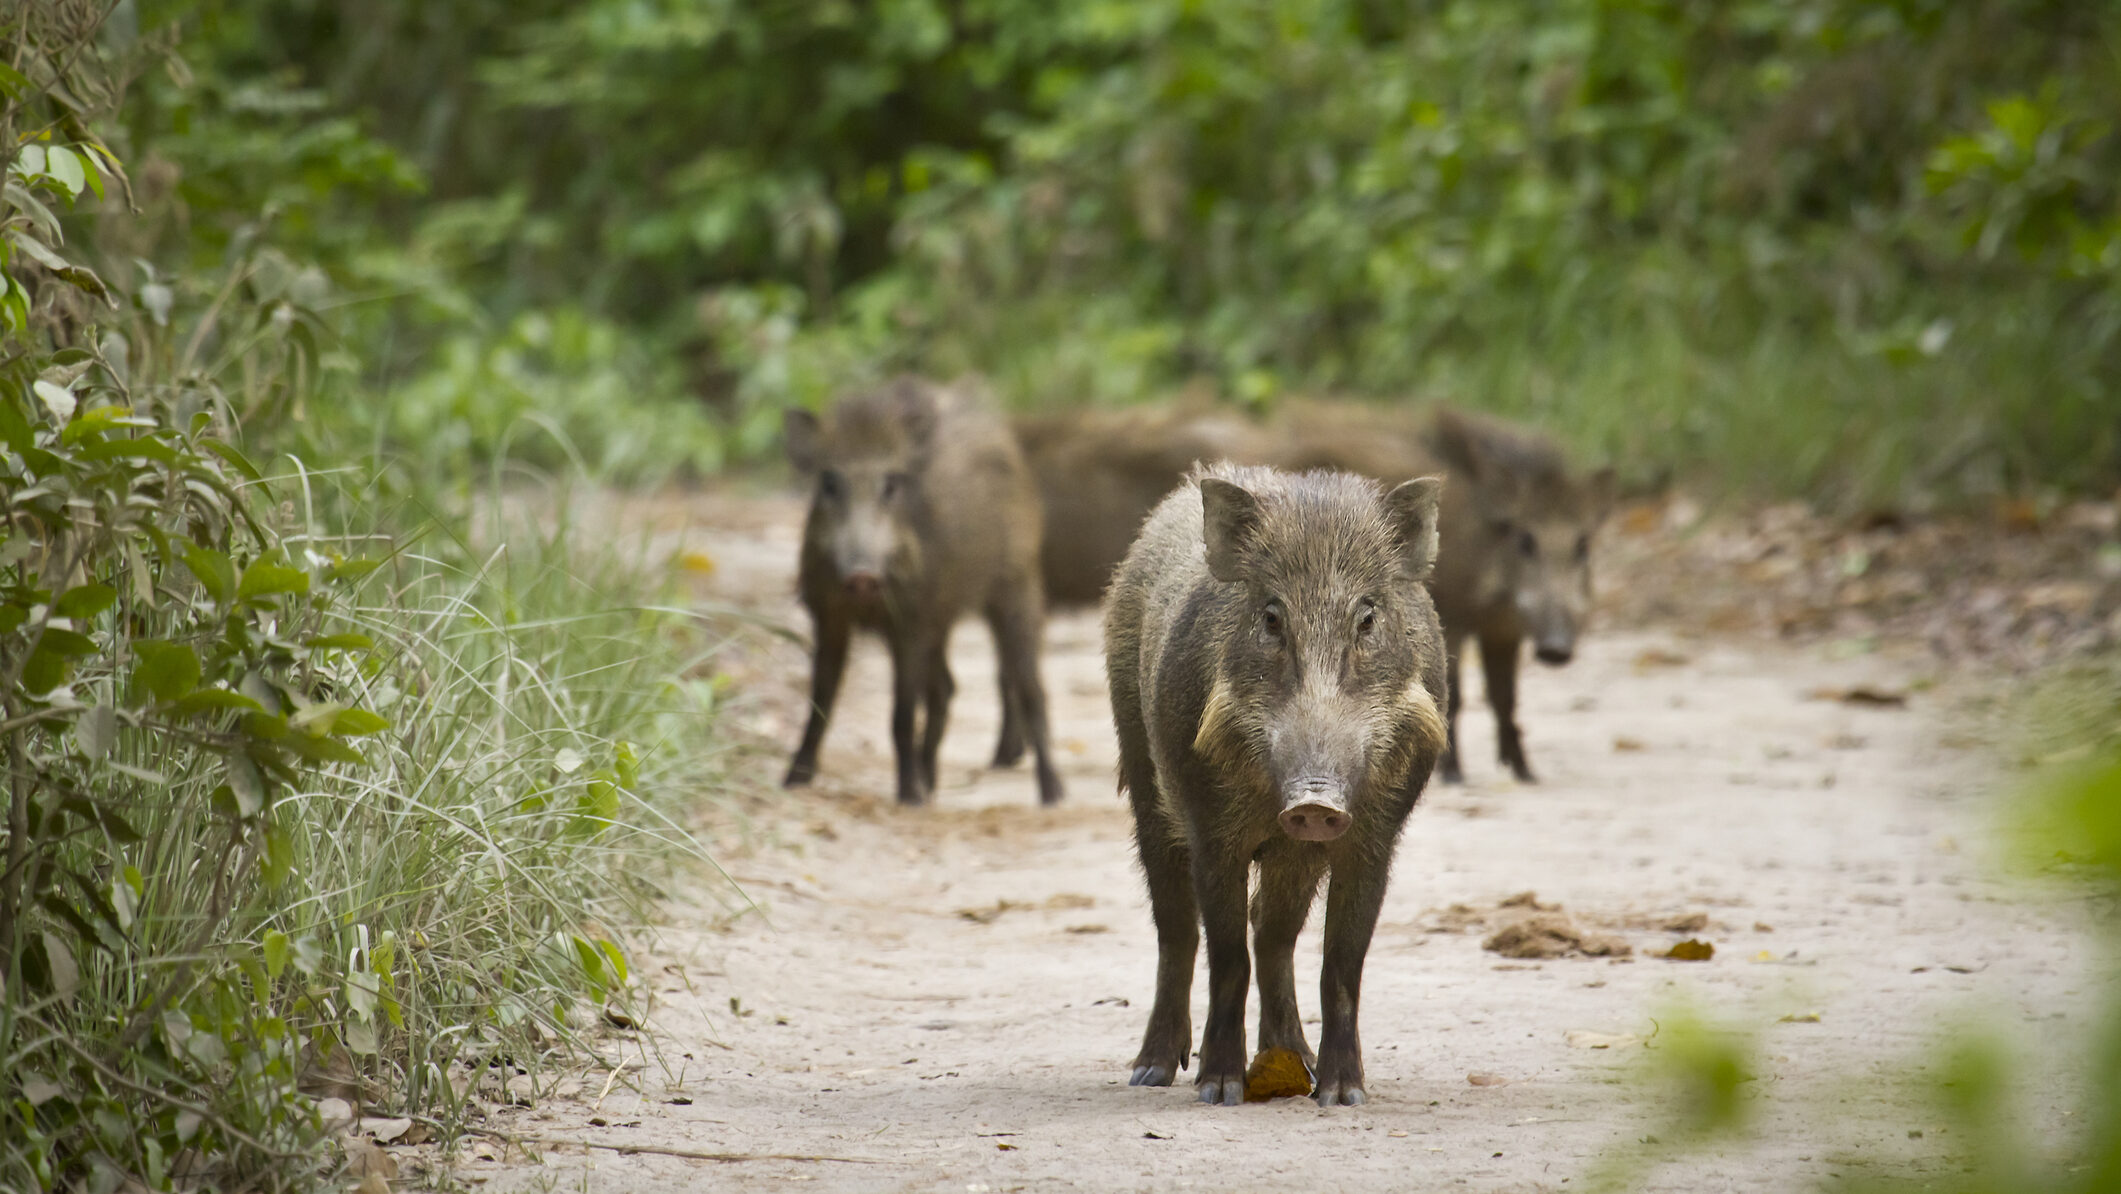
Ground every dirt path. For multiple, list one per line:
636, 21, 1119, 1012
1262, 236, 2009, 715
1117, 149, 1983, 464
466, 488, 2096, 1193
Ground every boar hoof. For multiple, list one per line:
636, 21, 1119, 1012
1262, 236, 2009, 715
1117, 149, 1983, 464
1196, 1076, 1245, 1107
783, 760, 816, 788
1314, 1083, 1366, 1107
1129, 1064, 1175, 1087
992, 739, 1026, 769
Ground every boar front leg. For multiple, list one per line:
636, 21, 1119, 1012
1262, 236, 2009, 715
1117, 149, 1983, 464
1315, 859, 1389, 1106
785, 611, 850, 788
1191, 831, 1253, 1106
1479, 633, 1535, 783
888, 632, 934, 806
1252, 842, 1327, 1069
918, 644, 954, 796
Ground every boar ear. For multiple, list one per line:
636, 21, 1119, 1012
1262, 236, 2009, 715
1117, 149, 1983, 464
1199, 477, 1263, 584
1584, 467, 1619, 524
784, 409, 823, 474
1384, 476, 1444, 580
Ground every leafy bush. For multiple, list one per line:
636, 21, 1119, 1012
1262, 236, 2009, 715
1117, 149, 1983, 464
2, 9, 727, 1188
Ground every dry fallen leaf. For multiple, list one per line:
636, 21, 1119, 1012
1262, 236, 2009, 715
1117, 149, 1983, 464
1243, 1047, 1315, 1102
354, 1176, 390, 1194
957, 900, 1028, 924
1498, 891, 1557, 911
1778, 1011, 1822, 1023
1662, 912, 1709, 933
1805, 685, 1908, 708
1633, 647, 1691, 670
1661, 939, 1715, 961
346, 1139, 398, 1180
1064, 923, 1108, 934
1564, 1030, 1641, 1050
674, 549, 717, 576
1466, 1072, 1508, 1087
1484, 913, 1630, 959
1043, 893, 1096, 910
1612, 736, 1647, 753
359, 1116, 412, 1143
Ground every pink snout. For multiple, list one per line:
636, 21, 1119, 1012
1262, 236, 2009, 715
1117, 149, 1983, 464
1279, 801, 1352, 842
843, 571, 884, 601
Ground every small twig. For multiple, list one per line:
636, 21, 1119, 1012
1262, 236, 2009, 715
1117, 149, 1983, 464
457, 1125, 882, 1165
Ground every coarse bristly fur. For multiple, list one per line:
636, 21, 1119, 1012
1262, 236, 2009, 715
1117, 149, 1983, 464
1102, 460, 1449, 1109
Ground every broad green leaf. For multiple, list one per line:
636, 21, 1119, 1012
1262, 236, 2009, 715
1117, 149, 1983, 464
32, 378, 76, 423
179, 545, 235, 603
615, 740, 641, 790
283, 733, 366, 767
74, 705, 115, 760
332, 708, 391, 736
569, 777, 621, 838
53, 583, 115, 619
598, 939, 630, 986
262, 825, 294, 887
225, 753, 266, 818
237, 562, 310, 601
287, 702, 342, 736
168, 688, 267, 718
198, 438, 263, 482
35, 628, 96, 656
571, 935, 608, 994
324, 558, 383, 585
39, 932, 78, 999
263, 929, 291, 979
343, 1019, 378, 1055
132, 641, 201, 703
304, 632, 375, 651
44, 147, 84, 197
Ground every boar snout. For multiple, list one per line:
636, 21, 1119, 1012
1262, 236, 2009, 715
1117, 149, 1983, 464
1280, 779, 1353, 841
843, 570, 884, 601
1534, 637, 1574, 666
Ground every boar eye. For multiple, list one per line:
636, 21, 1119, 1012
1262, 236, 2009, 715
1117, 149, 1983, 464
818, 470, 844, 500
1261, 601, 1285, 639
881, 471, 909, 500
1490, 519, 1513, 539
1355, 600, 1377, 636
1574, 534, 1590, 562
1518, 530, 1538, 559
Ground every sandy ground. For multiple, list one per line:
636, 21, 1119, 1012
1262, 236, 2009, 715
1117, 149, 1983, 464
452, 487, 2100, 1194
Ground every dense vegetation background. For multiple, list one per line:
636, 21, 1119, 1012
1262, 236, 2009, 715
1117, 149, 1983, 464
2, 0, 2117, 1188
155, 0, 2121, 504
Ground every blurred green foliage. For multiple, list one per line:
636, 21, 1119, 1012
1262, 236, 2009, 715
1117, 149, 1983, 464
116, 0, 2121, 502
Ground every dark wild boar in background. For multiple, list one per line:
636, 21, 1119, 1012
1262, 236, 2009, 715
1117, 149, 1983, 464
1104, 463, 1449, 1106
783, 378, 1065, 807
1416, 409, 1614, 783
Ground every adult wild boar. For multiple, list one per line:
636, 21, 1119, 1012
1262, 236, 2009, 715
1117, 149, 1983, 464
782, 378, 1064, 807
1420, 409, 1614, 783
1104, 463, 1448, 1106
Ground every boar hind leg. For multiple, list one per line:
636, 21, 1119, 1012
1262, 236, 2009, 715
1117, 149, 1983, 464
989, 622, 1027, 768
888, 634, 935, 806
785, 612, 851, 788
918, 645, 954, 797
1126, 788, 1197, 1088
1315, 862, 1389, 1107
989, 592, 1064, 806
1439, 633, 1467, 784
1252, 843, 1327, 1068
1479, 633, 1535, 783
